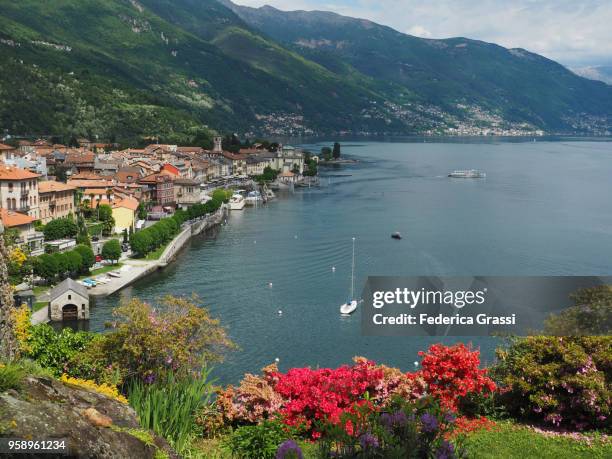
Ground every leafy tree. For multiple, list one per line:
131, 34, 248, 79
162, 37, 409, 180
98, 204, 115, 236
332, 142, 341, 159
147, 225, 163, 249
76, 231, 91, 246
212, 188, 232, 203
33, 254, 58, 283
130, 231, 153, 258
304, 158, 318, 177
102, 239, 121, 264
64, 250, 83, 274
43, 218, 78, 241
74, 244, 95, 272
321, 146, 332, 161
222, 134, 241, 153
55, 166, 68, 182
52, 253, 70, 279
137, 202, 148, 220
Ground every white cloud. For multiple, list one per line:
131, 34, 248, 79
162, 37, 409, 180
406, 25, 432, 38
233, 0, 612, 66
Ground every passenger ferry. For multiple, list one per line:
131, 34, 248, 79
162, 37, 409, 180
448, 169, 486, 178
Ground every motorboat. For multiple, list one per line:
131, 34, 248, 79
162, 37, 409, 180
108, 271, 121, 278
265, 188, 276, 200
391, 232, 402, 240
448, 169, 486, 178
229, 193, 246, 210
245, 190, 263, 205
82, 278, 97, 287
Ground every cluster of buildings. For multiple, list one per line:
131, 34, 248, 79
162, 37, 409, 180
0, 136, 305, 256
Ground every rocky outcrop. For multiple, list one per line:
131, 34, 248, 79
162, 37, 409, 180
0, 223, 18, 361
0, 376, 176, 459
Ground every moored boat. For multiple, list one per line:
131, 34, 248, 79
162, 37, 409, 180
229, 193, 246, 210
245, 190, 263, 205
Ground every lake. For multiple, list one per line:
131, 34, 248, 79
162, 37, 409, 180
91, 138, 612, 384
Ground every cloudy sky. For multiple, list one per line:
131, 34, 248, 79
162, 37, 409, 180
235, 0, 612, 67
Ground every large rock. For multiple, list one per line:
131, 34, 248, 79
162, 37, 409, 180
0, 375, 177, 458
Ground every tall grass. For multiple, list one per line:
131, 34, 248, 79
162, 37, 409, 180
128, 369, 215, 453
0, 362, 27, 391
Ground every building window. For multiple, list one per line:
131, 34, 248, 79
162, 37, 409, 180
68, 294, 72, 300
8, 183, 13, 192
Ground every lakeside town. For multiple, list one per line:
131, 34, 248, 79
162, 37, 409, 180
0, 135, 318, 325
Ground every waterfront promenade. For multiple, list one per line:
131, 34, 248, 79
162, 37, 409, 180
31, 206, 227, 325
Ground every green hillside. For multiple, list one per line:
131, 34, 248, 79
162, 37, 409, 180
225, 1, 612, 132
0, 0, 396, 143
1, 0, 611, 142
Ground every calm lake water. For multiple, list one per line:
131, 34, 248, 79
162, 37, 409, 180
91, 138, 612, 384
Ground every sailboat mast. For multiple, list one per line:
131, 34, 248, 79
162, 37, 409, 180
350, 237, 355, 300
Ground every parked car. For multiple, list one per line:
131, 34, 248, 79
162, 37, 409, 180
95, 255, 102, 263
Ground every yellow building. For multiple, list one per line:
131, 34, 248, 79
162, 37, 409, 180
111, 197, 138, 234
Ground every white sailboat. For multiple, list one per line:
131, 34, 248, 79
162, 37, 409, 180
340, 237, 359, 315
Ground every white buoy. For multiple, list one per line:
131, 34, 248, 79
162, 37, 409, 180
414, 361, 419, 367
275, 357, 280, 363
269, 282, 273, 288
278, 310, 283, 315
332, 266, 336, 272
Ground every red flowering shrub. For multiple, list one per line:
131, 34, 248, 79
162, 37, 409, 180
272, 359, 384, 436
208, 344, 496, 439
418, 343, 497, 412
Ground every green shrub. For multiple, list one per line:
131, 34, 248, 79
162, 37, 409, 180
544, 285, 612, 335
24, 324, 95, 377
128, 370, 215, 454
0, 362, 27, 391
69, 296, 235, 386
223, 419, 290, 459
493, 336, 612, 430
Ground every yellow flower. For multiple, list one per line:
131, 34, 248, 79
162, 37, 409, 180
9, 247, 27, 267
11, 304, 32, 355
60, 374, 128, 404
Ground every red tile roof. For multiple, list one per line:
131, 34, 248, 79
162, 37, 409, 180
38, 180, 76, 193
0, 165, 41, 180
113, 197, 139, 211
0, 208, 34, 227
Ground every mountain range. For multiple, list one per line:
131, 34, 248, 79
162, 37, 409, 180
0, 0, 611, 145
